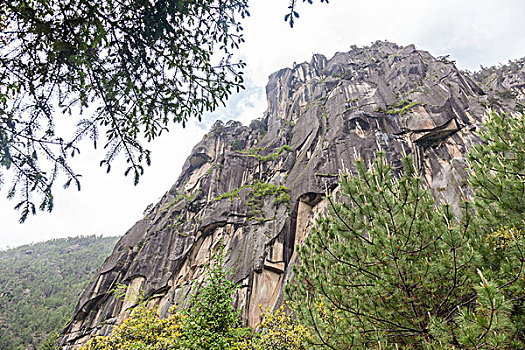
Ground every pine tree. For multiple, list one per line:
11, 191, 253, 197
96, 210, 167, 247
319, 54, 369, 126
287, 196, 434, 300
287, 112, 525, 348
467, 111, 525, 347
468, 111, 525, 231
286, 152, 477, 348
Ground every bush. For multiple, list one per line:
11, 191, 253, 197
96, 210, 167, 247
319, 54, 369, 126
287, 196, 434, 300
232, 138, 245, 151
238, 304, 308, 350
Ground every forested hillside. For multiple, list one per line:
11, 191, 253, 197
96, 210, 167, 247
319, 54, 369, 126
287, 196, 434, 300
0, 236, 119, 350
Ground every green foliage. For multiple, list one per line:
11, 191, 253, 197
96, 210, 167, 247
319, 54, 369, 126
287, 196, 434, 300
239, 304, 309, 350
376, 99, 421, 115
0, 236, 119, 350
248, 181, 291, 208
181, 246, 242, 349
38, 332, 61, 350
82, 305, 185, 350
1, 0, 249, 222
111, 282, 146, 304
232, 138, 245, 151
284, 0, 329, 28
0, 0, 329, 223
468, 112, 525, 231
83, 247, 243, 350
429, 271, 516, 349
164, 192, 196, 211
236, 145, 292, 163
0, 5, 6, 44
213, 186, 246, 204
288, 112, 525, 349
314, 172, 338, 178
213, 180, 290, 219
82, 247, 308, 350
467, 112, 525, 346
249, 119, 267, 133
287, 152, 478, 348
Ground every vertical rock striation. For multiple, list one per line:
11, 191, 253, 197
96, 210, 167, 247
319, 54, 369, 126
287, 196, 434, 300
61, 42, 524, 348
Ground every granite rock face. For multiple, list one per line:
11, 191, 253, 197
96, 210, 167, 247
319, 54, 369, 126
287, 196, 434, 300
61, 42, 524, 348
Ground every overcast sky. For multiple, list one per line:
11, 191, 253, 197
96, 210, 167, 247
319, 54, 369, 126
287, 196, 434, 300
1, 0, 524, 250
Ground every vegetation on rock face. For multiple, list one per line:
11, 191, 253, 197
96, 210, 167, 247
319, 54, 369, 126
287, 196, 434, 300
232, 138, 246, 151
164, 191, 196, 211
213, 180, 290, 219
52, 120, 524, 349
236, 145, 292, 163
75, 112, 525, 349
0, 235, 119, 350
375, 99, 421, 115
286, 112, 525, 349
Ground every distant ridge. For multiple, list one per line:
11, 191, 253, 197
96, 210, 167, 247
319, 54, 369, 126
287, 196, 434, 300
0, 235, 119, 350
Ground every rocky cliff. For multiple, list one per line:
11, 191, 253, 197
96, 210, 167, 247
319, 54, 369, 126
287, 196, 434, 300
61, 41, 524, 348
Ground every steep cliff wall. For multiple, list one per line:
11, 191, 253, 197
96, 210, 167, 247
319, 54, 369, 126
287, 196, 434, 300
61, 42, 524, 348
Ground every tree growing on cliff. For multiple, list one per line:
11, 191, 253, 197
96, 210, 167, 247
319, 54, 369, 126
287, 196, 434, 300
286, 148, 525, 348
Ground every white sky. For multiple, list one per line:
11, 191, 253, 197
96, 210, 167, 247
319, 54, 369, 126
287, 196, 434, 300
1, 0, 524, 249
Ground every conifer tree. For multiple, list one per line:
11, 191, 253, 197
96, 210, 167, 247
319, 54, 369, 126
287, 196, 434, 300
468, 111, 525, 231
467, 111, 525, 346
287, 113, 525, 348
286, 152, 477, 348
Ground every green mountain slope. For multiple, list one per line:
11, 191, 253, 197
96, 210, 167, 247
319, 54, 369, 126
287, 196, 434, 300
0, 235, 119, 350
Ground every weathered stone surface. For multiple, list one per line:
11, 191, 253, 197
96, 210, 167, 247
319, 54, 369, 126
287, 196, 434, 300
472, 57, 525, 108
61, 41, 525, 348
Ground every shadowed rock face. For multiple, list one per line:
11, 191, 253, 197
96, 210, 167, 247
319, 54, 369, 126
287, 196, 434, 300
61, 42, 524, 348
